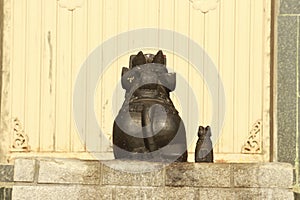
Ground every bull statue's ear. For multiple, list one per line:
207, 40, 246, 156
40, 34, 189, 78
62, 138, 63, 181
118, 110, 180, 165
152, 50, 165, 65
198, 126, 205, 137
205, 126, 212, 137
132, 51, 146, 67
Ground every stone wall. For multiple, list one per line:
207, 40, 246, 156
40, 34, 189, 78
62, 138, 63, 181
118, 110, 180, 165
10, 158, 293, 200
0, 164, 13, 199
277, 0, 300, 166
276, 0, 300, 197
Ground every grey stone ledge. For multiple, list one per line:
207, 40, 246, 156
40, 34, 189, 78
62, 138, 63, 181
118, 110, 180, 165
199, 188, 235, 200
14, 158, 36, 182
280, 0, 300, 14
199, 188, 294, 200
165, 163, 231, 188
38, 158, 101, 185
164, 187, 200, 200
115, 186, 199, 200
11, 185, 294, 200
115, 186, 165, 200
12, 185, 113, 200
0, 165, 14, 182
102, 160, 165, 187
233, 162, 293, 188
13, 158, 294, 191
234, 188, 294, 200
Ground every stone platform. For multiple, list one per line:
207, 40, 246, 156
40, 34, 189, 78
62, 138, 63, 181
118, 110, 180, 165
8, 158, 294, 199
0, 164, 13, 199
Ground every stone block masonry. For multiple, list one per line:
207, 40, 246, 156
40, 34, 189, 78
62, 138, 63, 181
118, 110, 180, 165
10, 158, 293, 200
0, 164, 14, 200
277, 0, 300, 196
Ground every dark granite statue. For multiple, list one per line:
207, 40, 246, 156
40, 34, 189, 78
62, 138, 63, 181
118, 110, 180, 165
113, 50, 187, 162
195, 126, 214, 162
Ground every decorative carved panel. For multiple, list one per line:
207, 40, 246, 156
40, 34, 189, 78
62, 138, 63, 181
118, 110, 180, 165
10, 118, 30, 152
57, 0, 84, 11
189, 0, 219, 13
241, 120, 262, 154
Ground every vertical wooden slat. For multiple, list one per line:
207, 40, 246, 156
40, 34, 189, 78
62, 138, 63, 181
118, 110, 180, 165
39, 0, 57, 151
234, 0, 251, 152
87, 0, 103, 153
203, 6, 220, 153
55, 7, 72, 151
173, 0, 191, 159
71, 2, 88, 152
100, 0, 118, 152
159, 0, 176, 110
115, 0, 129, 138
249, 0, 264, 124
144, 0, 159, 48
159, 0, 175, 69
24, 0, 42, 151
188, 4, 205, 158
216, 3, 222, 154
173, 0, 190, 107
113, 0, 121, 152
116, 0, 129, 76
11, 0, 26, 142
128, 0, 145, 32
218, 0, 235, 153
99, 0, 106, 153
145, 0, 159, 29
203, 6, 220, 146
87, 0, 103, 53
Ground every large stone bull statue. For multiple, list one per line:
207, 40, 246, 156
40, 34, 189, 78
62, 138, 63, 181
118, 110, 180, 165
113, 50, 187, 162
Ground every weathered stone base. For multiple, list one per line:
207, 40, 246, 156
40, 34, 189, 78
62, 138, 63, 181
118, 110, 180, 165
0, 187, 12, 200
10, 158, 294, 200
295, 192, 300, 200
12, 186, 292, 200
0, 164, 13, 200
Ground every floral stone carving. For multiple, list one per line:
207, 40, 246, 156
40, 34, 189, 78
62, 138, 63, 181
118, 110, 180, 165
10, 118, 30, 152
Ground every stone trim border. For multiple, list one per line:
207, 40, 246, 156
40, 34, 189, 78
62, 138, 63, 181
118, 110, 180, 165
10, 158, 294, 199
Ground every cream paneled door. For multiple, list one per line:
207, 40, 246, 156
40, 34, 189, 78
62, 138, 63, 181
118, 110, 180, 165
1, 0, 271, 162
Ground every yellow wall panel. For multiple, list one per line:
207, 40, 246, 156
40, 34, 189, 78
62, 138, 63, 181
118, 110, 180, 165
71, 0, 89, 152
233, 0, 251, 152
7, 0, 271, 162
24, 0, 42, 152
39, 0, 57, 152
11, 0, 26, 141
55, 7, 72, 151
